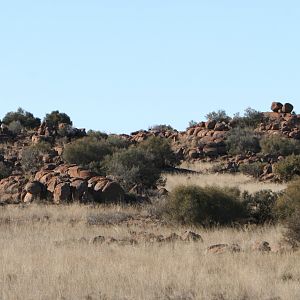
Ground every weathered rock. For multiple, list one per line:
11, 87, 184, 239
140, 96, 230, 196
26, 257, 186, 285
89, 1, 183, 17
282, 103, 294, 114
271, 102, 283, 112
101, 181, 125, 203
206, 243, 241, 254
71, 179, 88, 201
252, 241, 271, 252
182, 231, 203, 242
205, 120, 217, 130
53, 182, 71, 203
91, 236, 106, 245
25, 181, 43, 195
23, 192, 35, 203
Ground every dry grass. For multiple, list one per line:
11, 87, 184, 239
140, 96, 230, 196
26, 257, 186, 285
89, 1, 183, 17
0, 204, 299, 300
167, 161, 287, 194
164, 172, 286, 194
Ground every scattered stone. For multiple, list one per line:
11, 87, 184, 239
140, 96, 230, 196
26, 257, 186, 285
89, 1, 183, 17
182, 231, 203, 242
206, 243, 241, 254
252, 241, 271, 252
91, 236, 106, 245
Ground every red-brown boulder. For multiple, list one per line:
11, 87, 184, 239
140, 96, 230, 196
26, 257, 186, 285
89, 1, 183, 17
282, 103, 294, 114
271, 102, 283, 112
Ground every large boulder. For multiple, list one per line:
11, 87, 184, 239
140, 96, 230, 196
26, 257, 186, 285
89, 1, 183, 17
0, 176, 26, 204
53, 182, 71, 204
24, 181, 44, 195
205, 120, 217, 130
70, 179, 88, 201
271, 102, 283, 112
282, 103, 294, 114
90, 176, 125, 203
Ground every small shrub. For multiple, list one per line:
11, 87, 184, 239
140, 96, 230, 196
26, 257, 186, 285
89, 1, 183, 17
260, 135, 300, 156
233, 107, 263, 128
138, 136, 178, 169
149, 124, 174, 131
285, 207, 300, 247
239, 162, 266, 178
106, 135, 130, 150
8, 120, 23, 135
226, 127, 261, 155
86, 130, 108, 140
104, 147, 160, 191
274, 155, 300, 181
166, 185, 245, 226
242, 190, 279, 223
274, 178, 300, 219
188, 120, 198, 128
44, 110, 72, 127
205, 110, 231, 123
63, 137, 113, 167
2, 107, 41, 129
0, 162, 11, 179
22, 142, 51, 173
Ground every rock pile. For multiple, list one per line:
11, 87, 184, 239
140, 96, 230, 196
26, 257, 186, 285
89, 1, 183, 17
0, 164, 125, 204
271, 102, 294, 113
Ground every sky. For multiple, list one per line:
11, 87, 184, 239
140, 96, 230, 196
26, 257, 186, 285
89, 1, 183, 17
0, 1, 299, 133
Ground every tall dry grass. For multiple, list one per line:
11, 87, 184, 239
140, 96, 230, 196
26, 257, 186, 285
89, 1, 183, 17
0, 204, 299, 300
164, 172, 286, 194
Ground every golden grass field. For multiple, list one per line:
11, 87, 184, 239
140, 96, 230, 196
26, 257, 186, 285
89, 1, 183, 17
0, 203, 299, 300
0, 165, 299, 300
165, 162, 286, 194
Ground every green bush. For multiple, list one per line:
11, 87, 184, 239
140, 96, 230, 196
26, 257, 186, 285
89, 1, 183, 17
274, 178, 300, 219
260, 135, 300, 156
274, 155, 300, 181
188, 120, 198, 128
104, 147, 160, 191
63, 137, 113, 168
239, 162, 266, 178
138, 136, 178, 169
8, 120, 23, 135
285, 207, 300, 247
166, 185, 245, 226
2, 107, 41, 129
22, 142, 51, 173
86, 130, 108, 140
149, 124, 174, 131
0, 162, 12, 180
226, 127, 261, 155
44, 110, 72, 127
243, 190, 279, 223
233, 107, 263, 128
205, 110, 231, 123
106, 135, 130, 150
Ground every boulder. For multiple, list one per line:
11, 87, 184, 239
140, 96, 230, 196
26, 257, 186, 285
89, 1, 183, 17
182, 231, 203, 242
205, 120, 217, 130
271, 102, 283, 112
101, 181, 125, 203
71, 179, 88, 201
282, 103, 294, 114
24, 181, 43, 195
23, 192, 35, 203
206, 243, 241, 254
53, 182, 71, 203
252, 241, 271, 252
214, 122, 226, 131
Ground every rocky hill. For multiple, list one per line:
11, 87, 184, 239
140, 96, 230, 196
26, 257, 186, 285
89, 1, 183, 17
0, 102, 299, 205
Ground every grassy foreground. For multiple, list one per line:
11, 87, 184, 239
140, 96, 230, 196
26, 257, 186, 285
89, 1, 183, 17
0, 204, 299, 300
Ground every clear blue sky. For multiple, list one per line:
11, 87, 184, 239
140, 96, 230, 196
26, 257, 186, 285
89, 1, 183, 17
0, 1, 299, 133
